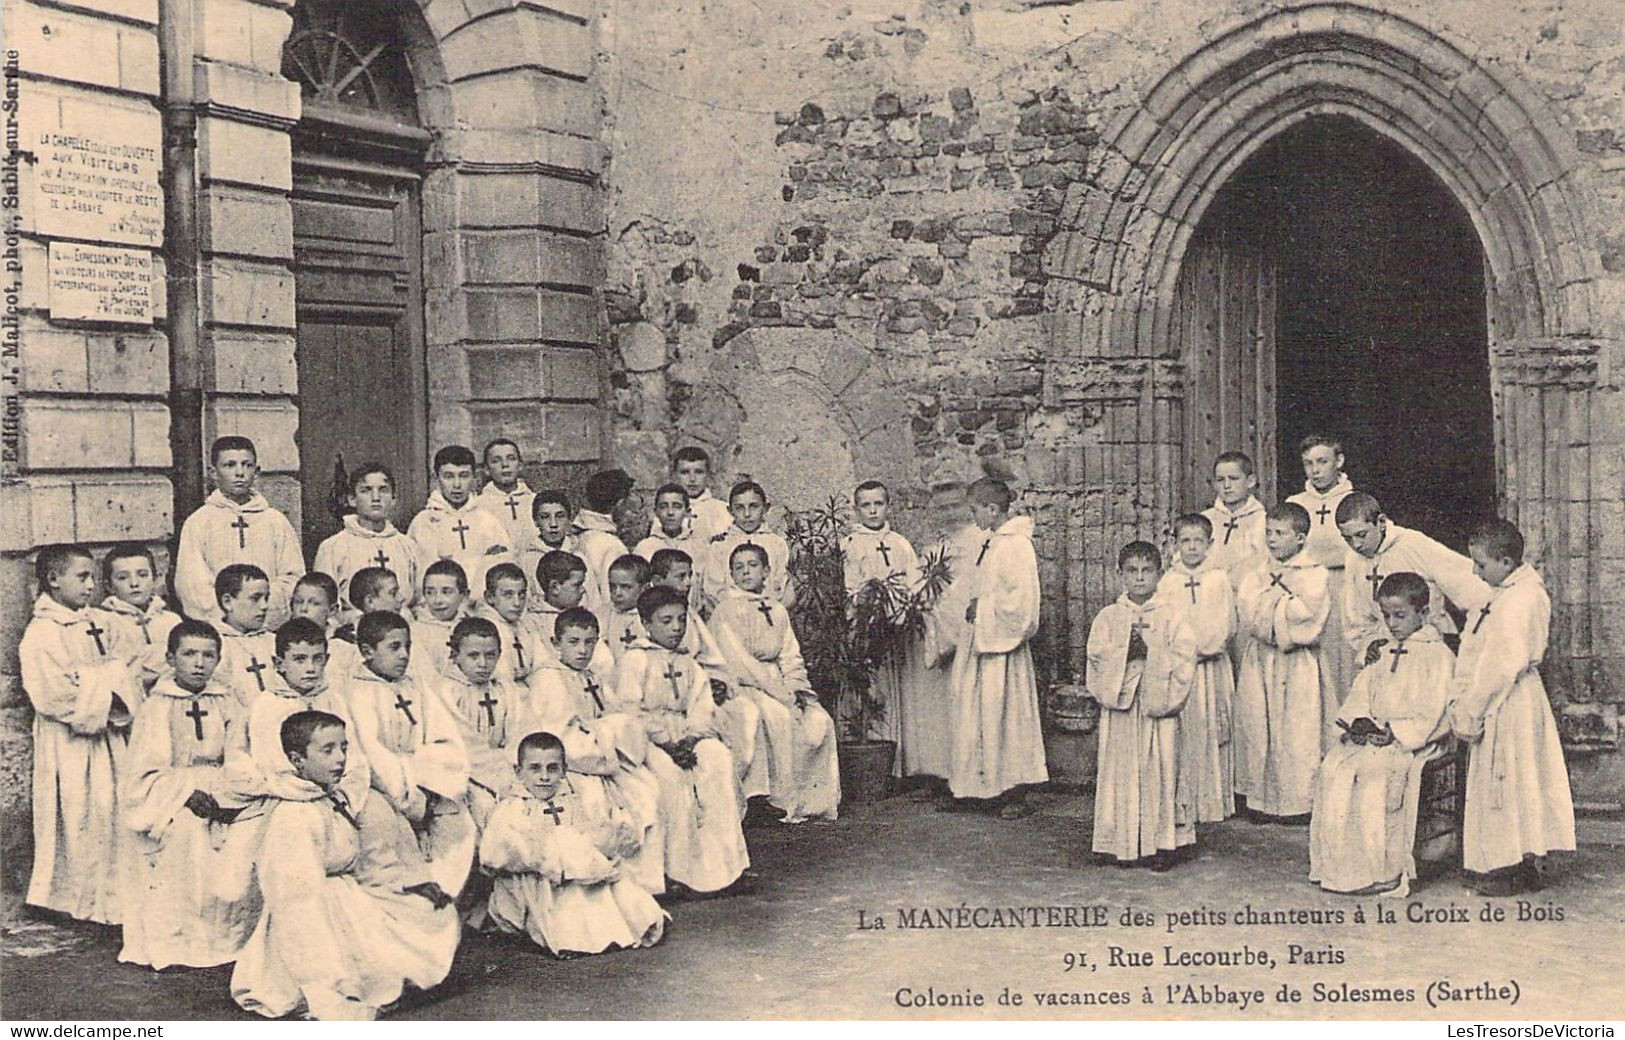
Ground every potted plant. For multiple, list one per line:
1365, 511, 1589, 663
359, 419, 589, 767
786, 497, 951, 802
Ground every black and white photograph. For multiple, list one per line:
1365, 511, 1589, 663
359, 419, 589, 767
1, 0, 1623, 1023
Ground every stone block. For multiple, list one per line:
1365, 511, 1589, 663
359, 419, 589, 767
207, 400, 300, 473
194, 0, 292, 72
0, 478, 75, 549
7, 1, 157, 96
131, 403, 170, 467
207, 330, 298, 394
466, 347, 542, 399
462, 229, 604, 290
202, 258, 295, 329
19, 398, 134, 469
464, 287, 600, 346
69, 475, 174, 541
460, 172, 599, 233
198, 117, 293, 191
448, 70, 598, 137
200, 185, 294, 261
18, 322, 90, 392
540, 403, 601, 461
439, 128, 602, 177
56, 0, 159, 24
194, 61, 301, 124
618, 322, 667, 373
86, 327, 169, 396
543, 345, 601, 398
441, 7, 592, 82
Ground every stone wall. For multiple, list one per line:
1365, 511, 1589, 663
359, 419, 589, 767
598, 0, 1625, 800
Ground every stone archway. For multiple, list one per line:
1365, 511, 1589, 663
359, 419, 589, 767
1042, 3, 1604, 730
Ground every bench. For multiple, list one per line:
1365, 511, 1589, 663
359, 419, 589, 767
1413, 740, 1467, 884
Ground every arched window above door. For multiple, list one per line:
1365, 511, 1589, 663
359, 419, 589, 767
282, 0, 421, 127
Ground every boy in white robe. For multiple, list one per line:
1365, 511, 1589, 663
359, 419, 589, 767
1337, 491, 1493, 661
100, 541, 182, 688
477, 438, 539, 558
408, 560, 472, 684
573, 468, 635, 621
470, 562, 546, 687
231, 710, 458, 1021
522, 608, 665, 893
1233, 504, 1330, 820
213, 564, 282, 706
120, 619, 258, 968
1286, 434, 1359, 734
289, 573, 362, 692
1310, 573, 1452, 898
603, 553, 652, 665
175, 436, 304, 627
1156, 514, 1236, 823
341, 611, 475, 898
481, 731, 666, 956
913, 512, 986, 780
947, 479, 1048, 815
1450, 520, 1575, 896
19, 544, 145, 923
314, 463, 420, 622
636, 484, 705, 575
712, 544, 840, 823
1201, 451, 1268, 588
672, 445, 733, 545
614, 586, 750, 894
408, 445, 512, 597
441, 617, 522, 829
701, 481, 796, 612
1088, 542, 1198, 868
842, 480, 936, 778
528, 551, 616, 675
523, 489, 580, 608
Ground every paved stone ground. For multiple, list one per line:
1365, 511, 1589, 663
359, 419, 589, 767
4, 790, 1623, 1021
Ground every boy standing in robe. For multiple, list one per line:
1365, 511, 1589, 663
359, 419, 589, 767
573, 469, 635, 620
614, 586, 750, 894
947, 479, 1047, 817
20, 544, 145, 924
1286, 435, 1359, 731
1450, 520, 1575, 896
524, 489, 579, 608
476, 438, 539, 559
701, 481, 797, 611
1233, 503, 1330, 820
603, 554, 653, 666
408, 445, 512, 597
481, 731, 666, 957
175, 436, 304, 627
101, 541, 183, 688
441, 617, 521, 830
1310, 573, 1452, 898
1201, 451, 1268, 587
1156, 514, 1236, 823
120, 619, 257, 968
213, 564, 282, 706
471, 562, 545, 687
672, 446, 733, 544
231, 711, 458, 1022
1088, 542, 1198, 869
636, 484, 705, 569
314, 463, 420, 622
408, 560, 472, 684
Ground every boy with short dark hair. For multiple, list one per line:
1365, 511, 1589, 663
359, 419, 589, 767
477, 438, 538, 559
701, 480, 796, 611
314, 462, 419, 622
1201, 450, 1268, 587
1287, 435, 1358, 724
408, 444, 512, 597
472, 562, 545, 686
636, 484, 702, 566
528, 551, 615, 675
442, 616, 521, 830
214, 563, 281, 705
408, 559, 472, 684
603, 553, 653, 665
290, 572, 360, 687
672, 446, 731, 544
574, 469, 635, 620
176, 435, 304, 627
524, 488, 579, 607
100, 541, 182, 686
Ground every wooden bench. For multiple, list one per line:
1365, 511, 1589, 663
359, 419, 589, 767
1413, 740, 1467, 884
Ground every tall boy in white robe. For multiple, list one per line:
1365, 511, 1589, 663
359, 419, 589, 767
213, 564, 282, 706
1309, 573, 1452, 898
120, 620, 258, 968
523, 490, 580, 609
1286, 435, 1358, 732
1201, 451, 1268, 587
635, 485, 705, 595
700, 480, 796, 611
1336, 491, 1492, 663
1233, 503, 1330, 819
314, 463, 420, 622
914, 510, 986, 780
100, 541, 182, 688
712, 544, 841, 823
477, 438, 539, 558
231, 710, 458, 1022
408, 560, 473, 684
408, 445, 512, 598
1450, 520, 1575, 897
672, 445, 733, 544
948, 478, 1048, 815
341, 611, 475, 898
440, 617, 522, 830
19, 544, 145, 923
1088, 541, 1198, 868
613, 585, 750, 894
175, 436, 304, 627
1156, 514, 1236, 822
573, 469, 635, 621
469, 562, 546, 687
481, 731, 666, 956
603, 554, 653, 665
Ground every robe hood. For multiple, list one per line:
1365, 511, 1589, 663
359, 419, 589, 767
1394, 623, 1444, 648
101, 594, 170, 619
340, 514, 403, 539
1301, 474, 1355, 499
423, 489, 483, 515
205, 488, 272, 514
994, 515, 1035, 539
149, 673, 232, 701
845, 523, 895, 540
1498, 562, 1543, 593
32, 594, 92, 626
481, 478, 532, 498
1210, 495, 1264, 519
573, 509, 619, 535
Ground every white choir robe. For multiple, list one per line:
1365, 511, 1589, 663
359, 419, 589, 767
341, 663, 476, 897
1087, 594, 1197, 860
314, 516, 421, 621
1342, 522, 1492, 658
176, 490, 305, 627
948, 515, 1049, 799
1157, 561, 1236, 822
613, 640, 749, 892
442, 667, 523, 829
324, 637, 362, 695
406, 606, 470, 685
521, 533, 580, 611
602, 606, 645, 667
521, 663, 665, 893
119, 676, 258, 969
924, 523, 987, 664
468, 603, 546, 687
711, 588, 840, 821
1201, 496, 1268, 588
700, 524, 794, 612
1309, 625, 1452, 897
407, 490, 513, 599
686, 489, 734, 545
230, 793, 459, 1021
1233, 552, 1330, 816
101, 595, 182, 687
1449, 565, 1575, 873
481, 781, 667, 955
214, 622, 282, 706
636, 527, 707, 611
477, 480, 539, 558
524, 602, 618, 677
1288, 476, 1359, 732
19, 595, 145, 923
572, 510, 629, 621
220, 682, 372, 812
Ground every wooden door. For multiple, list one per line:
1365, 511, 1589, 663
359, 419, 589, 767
1174, 229, 1279, 510
292, 162, 426, 551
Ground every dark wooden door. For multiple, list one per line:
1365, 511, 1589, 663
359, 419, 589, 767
292, 162, 426, 551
